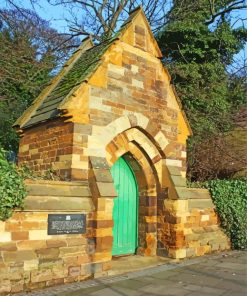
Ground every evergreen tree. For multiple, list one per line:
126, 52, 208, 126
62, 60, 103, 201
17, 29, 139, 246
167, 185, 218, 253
157, 0, 247, 180
0, 9, 75, 153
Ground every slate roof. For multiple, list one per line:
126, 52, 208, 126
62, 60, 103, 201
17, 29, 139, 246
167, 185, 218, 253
22, 36, 118, 128
16, 6, 164, 130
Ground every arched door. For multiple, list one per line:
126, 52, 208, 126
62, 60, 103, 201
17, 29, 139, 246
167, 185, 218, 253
110, 157, 138, 256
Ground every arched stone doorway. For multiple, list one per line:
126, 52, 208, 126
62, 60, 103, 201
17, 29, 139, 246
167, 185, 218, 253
105, 127, 163, 256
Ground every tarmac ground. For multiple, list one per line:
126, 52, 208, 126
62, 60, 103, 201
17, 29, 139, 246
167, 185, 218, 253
17, 250, 246, 296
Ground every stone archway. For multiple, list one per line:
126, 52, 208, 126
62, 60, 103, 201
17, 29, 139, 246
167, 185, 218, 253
105, 128, 164, 256
87, 114, 178, 257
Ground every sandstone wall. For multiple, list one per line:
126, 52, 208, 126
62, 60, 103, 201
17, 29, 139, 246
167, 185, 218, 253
0, 180, 114, 295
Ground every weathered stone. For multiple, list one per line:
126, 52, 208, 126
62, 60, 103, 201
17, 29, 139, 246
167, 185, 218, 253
0, 242, 17, 251
59, 246, 86, 257
188, 199, 214, 210
68, 266, 81, 277
31, 269, 53, 283
186, 248, 196, 257
0, 280, 11, 294
36, 248, 60, 259
96, 182, 117, 197
17, 240, 47, 250
3, 250, 37, 263
46, 239, 67, 248
171, 175, 187, 187
90, 157, 110, 169
66, 237, 87, 246
24, 196, 94, 211
176, 188, 211, 200
11, 231, 29, 241
93, 169, 113, 182
26, 182, 91, 197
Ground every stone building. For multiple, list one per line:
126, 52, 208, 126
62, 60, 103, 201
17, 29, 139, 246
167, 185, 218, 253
0, 7, 229, 294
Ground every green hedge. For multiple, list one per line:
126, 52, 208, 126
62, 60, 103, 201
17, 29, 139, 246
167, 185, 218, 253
0, 149, 26, 220
204, 179, 247, 250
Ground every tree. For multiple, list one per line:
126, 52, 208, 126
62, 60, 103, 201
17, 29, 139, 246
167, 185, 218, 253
0, 9, 75, 153
157, 0, 247, 181
47, 0, 171, 41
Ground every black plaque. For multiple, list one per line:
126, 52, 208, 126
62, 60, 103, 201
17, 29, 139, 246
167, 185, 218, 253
48, 214, 86, 235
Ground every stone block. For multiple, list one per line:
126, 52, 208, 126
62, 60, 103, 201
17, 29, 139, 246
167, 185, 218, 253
186, 248, 196, 257
132, 79, 144, 88
24, 196, 94, 212
176, 188, 211, 200
0, 280, 11, 294
0, 232, 11, 242
29, 230, 50, 240
90, 156, 110, 169
77, 255, 90, 265
93, 169, 113, 182
68, 266, 81, 277
201, 215, 210, 222
3, 250, 37, 263
166, 165, 182, 176
17, 240, 47, 250
52, 265, 68, 279
24, 259, 39, 271
164, 199, 188, 214
11, 231, 29, 241
26, 182, 91, 197
0, 242, 17, 251
96, 182, 117, 197
46, 239, 67, 248
188, 199, 214, 210
66, 237, 87, 246
36, 247, 60, 259
185, 233, 201, 242
73, 124, 92, 135
171, 176, 187, 187
169, 248, 187, 259
46, 278, 64, 287
31, 269, 53, 283
11, 282, 24, 293
59, 245, 85, 257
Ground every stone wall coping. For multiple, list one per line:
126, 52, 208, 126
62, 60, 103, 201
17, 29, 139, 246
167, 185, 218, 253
175, 187, 211, 200
25, 179, 88, 187
23, 195, 95, 211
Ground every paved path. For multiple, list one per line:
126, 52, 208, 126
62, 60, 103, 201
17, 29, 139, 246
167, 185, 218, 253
18, 251, 246, 296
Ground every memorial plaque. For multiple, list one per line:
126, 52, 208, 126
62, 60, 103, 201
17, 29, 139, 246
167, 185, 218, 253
48, 214, 86, 235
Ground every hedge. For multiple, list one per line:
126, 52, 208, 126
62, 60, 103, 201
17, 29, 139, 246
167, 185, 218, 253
204, 179, 247, 250
0, 149, 26, 220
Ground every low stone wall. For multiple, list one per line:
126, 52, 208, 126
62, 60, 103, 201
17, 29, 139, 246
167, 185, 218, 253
157, 165, 230, 258
0, 178, 230, 295
0, 180, 113, 295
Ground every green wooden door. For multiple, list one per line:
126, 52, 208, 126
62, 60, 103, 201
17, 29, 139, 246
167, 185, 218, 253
110, 157, 138, 256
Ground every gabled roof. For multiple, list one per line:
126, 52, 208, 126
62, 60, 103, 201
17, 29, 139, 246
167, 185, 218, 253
15, 7, 190, 134
18, 37, 118, 129
14, 7, 145, 130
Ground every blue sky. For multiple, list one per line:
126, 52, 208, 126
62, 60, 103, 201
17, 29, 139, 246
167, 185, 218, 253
6, 0, 72, 33
0, 0, 246, 64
